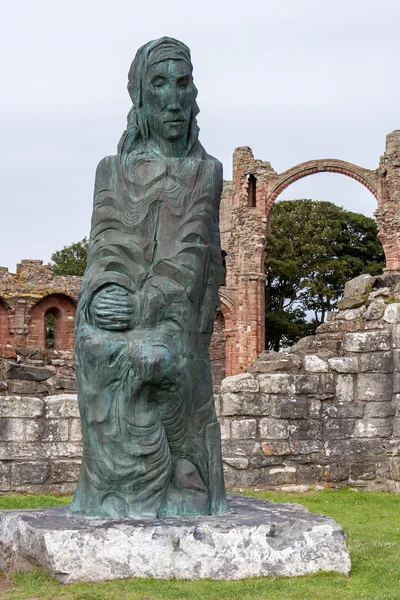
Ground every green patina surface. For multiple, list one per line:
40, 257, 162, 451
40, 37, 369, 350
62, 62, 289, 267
71, 38, 228, 518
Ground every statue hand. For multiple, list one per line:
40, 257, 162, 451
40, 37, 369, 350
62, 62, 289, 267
90, 284, 134, 330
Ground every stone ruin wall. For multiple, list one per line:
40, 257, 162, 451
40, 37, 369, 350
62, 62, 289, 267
1, 272, 400, 494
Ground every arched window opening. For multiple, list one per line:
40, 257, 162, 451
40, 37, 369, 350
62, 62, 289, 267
221, 251, 227, 286
45, 308, 60, 350
247, 173, 257, 207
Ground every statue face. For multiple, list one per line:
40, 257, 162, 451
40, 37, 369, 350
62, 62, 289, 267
144, 59, 193, 143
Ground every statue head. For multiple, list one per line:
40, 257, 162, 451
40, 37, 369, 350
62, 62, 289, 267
121, 37, 200, 157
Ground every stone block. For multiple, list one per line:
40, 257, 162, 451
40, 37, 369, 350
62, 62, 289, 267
328, 357, 358, 373
335, 307, 366, 321
394, 373, 400, 394
11, 461, 49, 486
364, 402, 396, 418
6, 380, 49, 395
259, 418, 289, 440
6, 364, 54, 382
0, 462, 10, 491
46, 394, 79, 418
351, 463, 376, 480
337, 297, 365, 310
230, 419, 257, 440
54, 379, 78, 391
289, 440, 323, 455
303, 355, 328, 373
69, 419, 82, 442
359, 351, 393, 373
288, 419, 322, 440
344, 274, 375, 297
248, 352, 301, 373
265, 465, 297, 486
270, 396, 309, 419
218, 418, 230, 440
322, 402, 365, 419
383, 303, 400, 323
0, 498, 351, 581
221, 440, 262, 458
343, 331, 391, 352
0, 396, 44, 418
0, 418, 25, 441
334, 374, 354, 402
323, 464, 350, 483
25, 420, 69, 442
220, 392, 269, 417
223, 457, 249, 470
261, 441, 291, 456
354, 418, 392, 438
0, 441, 82, 461
323, 419, 356, 439
364, 302, 385, 321
392, 417, 400, 437
258, 374, 293, 394
357, 374, 392, 402
393, 324, 400, 348
317, 373, 334, 399
293, 375, 319, 395
48, 460, 81, 483
309, 399, 321, 418
220, 374, 259, 393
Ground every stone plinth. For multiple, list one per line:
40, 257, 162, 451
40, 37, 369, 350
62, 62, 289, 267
0, 495, 350, 583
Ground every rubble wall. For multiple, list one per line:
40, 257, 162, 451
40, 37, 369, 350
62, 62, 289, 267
218, 273, 400, 491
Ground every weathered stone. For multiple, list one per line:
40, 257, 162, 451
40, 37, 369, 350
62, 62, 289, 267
392, 324, 400, 348
6, 380, 49, 395
54, 379, 78, 391
6, 364, 54, 382
337, 297, 365, 310
261, 441, 291, 456
334, 374, 354, 402
364, 302, 386, 321
265, 465, 297, 486
248, 352, 302, 373
357, 374, 392, 402
270, 396, 309, 419
351, 463, 377, 481
223, 457, 249, 470
368, 288, 391, 303
289, 440, 323, 455
354, 418, 393, 438
220, 392, 269, 417
383, 303, 400, 323
0, 441, 82, 461
218, 419, 230, 440
0, 396, 44, 418
259, 418, 289, 440
293, 375, 319, 395
0, 497, 350, 582
303, 355, 329, 373
335, 306, 366, 321
48, 460, 81, 483
323, 464, 350, 483
359, 351, 393, 373
11, 462, 49, 486
230, 419, 257, 440
317, 373, 335, 399
343, 331, 391, 352
0, 462, 10, 491
46, 394, 79, 418
323, 418, 356, 440
69, 419, 82, 442
328, 357, 358, 373
220, 373, 259, 394
322, 402, 365, 419
0, 419, 25, 441
288, 419, 322, 440
364, 402, 396, 418
25, 420, 69, 442
258, 374, 293, 394
344, 274, 375, 298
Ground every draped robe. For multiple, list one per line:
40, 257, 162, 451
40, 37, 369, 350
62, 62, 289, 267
71, 142, 228, 517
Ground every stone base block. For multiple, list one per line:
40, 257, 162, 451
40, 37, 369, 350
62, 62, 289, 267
0, 495, 350, 583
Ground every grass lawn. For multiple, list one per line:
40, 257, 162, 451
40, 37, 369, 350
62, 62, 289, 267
0, 488, 399, 599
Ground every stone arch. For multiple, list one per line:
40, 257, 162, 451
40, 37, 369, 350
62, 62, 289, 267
0, 297, 10, 345
26, 294, 76, 350
267, 159, 378, 210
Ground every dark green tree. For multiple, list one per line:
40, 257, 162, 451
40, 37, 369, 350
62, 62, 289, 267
265, 200, 385, 351
50, 237, 88, 276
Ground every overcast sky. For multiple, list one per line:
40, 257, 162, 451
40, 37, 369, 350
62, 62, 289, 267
1, 0, 399, 272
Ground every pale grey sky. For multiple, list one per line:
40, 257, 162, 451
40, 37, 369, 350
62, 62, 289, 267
1, 0, 399, 271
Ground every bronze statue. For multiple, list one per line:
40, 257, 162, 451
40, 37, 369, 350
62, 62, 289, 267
71, 37, 228, 518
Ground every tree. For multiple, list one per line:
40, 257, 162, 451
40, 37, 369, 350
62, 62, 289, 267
265, 200, 385, 351
50, 237, 88, 276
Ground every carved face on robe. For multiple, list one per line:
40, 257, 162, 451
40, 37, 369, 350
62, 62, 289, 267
144, 59, 194, 143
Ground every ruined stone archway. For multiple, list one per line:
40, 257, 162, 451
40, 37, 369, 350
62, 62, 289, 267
218, 131, 400, 375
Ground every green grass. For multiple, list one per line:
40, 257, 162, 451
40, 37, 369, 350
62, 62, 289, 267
1, 489, 400, 599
